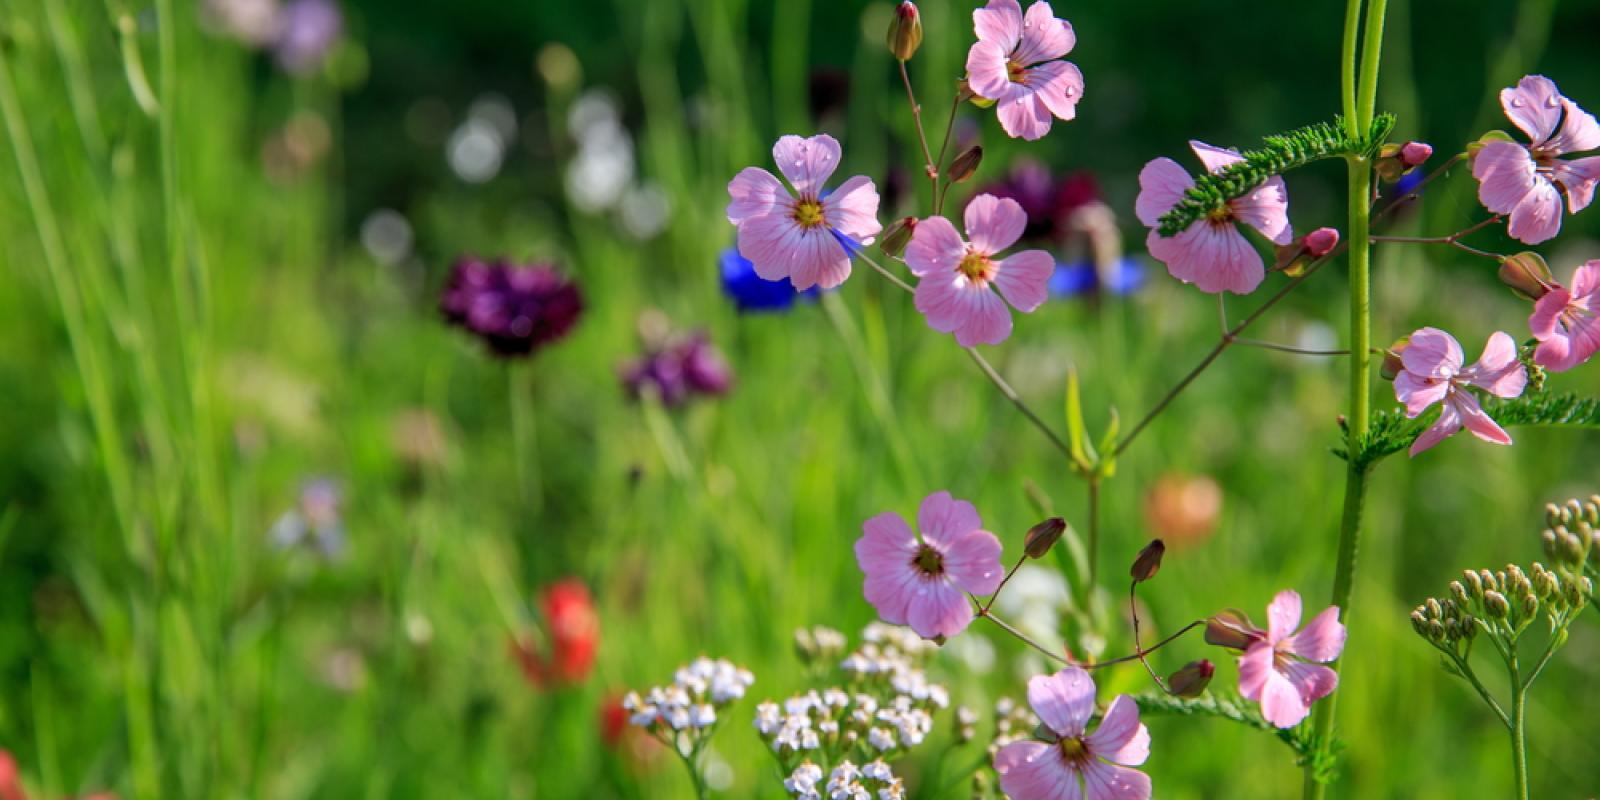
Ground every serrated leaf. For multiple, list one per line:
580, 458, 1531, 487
1336, 391, 1600, 470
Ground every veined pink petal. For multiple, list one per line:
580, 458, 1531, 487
1013, 2, 1074, 65
904, 215, 967, 278
1573, 261, 1600, 297
1080, 760, 1152, 800
1500, 75, 1564, 145
1256, 667, 1312, 728
996, 741, 1081, 800
1533, 335, 1576, 372
1530, 286, 1573, 340
1400, 327, 1464, 379
1473, 140, 1540, 212
1409, 401, 1463, 456
915, 273, 1014, 346
1147, 223, 1265, 295
965, 40, 1013, 102
1452, 392, 1512, 446
825, 175, 883, 240
1266, 590, 1302, 644
785, 226, 852, 290
996, 85, 1055, 141
1281, 661, 1339, 707
1394, 371, 1450, 418
1550, 156, 1600, 213
1189, 140, 1245, 174
1237, 640, 1275, 699
1462, 331, 1527, 398
1028, 61, 1084, 123
965, 194, 1027, 255
1230, 176, 1293, 245
1538, 314, 1600, 372
917, 491, 983, 547
973, 0, 1024, 53
727, 167, 787, 224
863, 568, 918, 626
772, 134, 841, 195
954, 286, 1014, 346
943, 529, 1004, 595
1085, 696, 1149, 767
736, 213, 808, 282
1506, 179, 1564, 244
1546, 98, 1600, 156
906, 581, 973, 638
993, 250, 1054, 312
1284, 607, 1346, 663
1134, 158, 1194, 228
857, 512, 919, 624
1028, 667, 1096, 739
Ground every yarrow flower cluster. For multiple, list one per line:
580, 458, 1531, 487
439, 258, 584, 358
623, 657, 754, 753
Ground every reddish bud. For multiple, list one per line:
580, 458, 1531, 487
1380, 336, 1409, 381
1304, 227, 1340, 258
1204, 609, 1263, 651
1025, 517, 1067, 559
948, 145, 984, 184
1130, 539, 1166, 583
888, 2, 923, 61
879, 216, 918, 258
1399, 142, 1433, 168
1167, 659, 1215, 698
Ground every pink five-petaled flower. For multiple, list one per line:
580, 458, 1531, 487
1394, 327, 1528, 457
1238, 590, 1347, 729
727, 134, 882, 291
906, 195, 1053, 346
1473, 75, 1600, 245
855, 491, 1003, 639
995, 667, 1151, 800
1531, 260, 1600, 372
965, 0, 1083, 141
1136, 141, 1293, 295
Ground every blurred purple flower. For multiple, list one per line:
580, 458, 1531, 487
440, 258, 584, 358
977, 161, 1100, 243
270, 478, 346, 559
274, 0, 342, 75
623, 334, 732, 407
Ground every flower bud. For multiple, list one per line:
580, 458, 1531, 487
948, 145, 984, 184
1519, 592, 1539, 618
1204, 609, 1262, 650
1426, 619, 1447, 642
1304, 227, 1340, 257
1167, 659, 1214, 698
879, 216, 918, 258
1425, 598, 1443, 619
1498, 252, 1554, 301
1566, 576, 1591, 609
1447, 581, 1468, 607
1024, 517, 1067, 559
1409, 610, 1427, 636
1130, 539, 1166, 583
887, 1, 923, 61
1400, 141, 1433, 168
1542, 529, 1561, 562
1480, 570, 1499, 593
1484, 590, 1510, 619
1380, 337, 1409, 381
1545, 503, 1565, 527
1375, 142, 1431, 182
1462, 569, 1483, 600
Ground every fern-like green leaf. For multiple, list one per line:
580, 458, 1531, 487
1336, 391, 1600, 470
1155, 114, 1396, 237
1132, 691, 1332, 768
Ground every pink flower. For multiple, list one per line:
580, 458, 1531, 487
1473, 75, 1600, 244
1530, 260, 1600, 372
1136, 141, 1293, 295
1237, 590, 1346, 729
727, 134, 882, 290
854, 491, 1003, 639
964, 0, 1083, 141
905, 194, 1054, 346
1394, 327, 1528, 456
994, 667, 1151, 800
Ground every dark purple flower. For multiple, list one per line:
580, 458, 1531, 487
622, 333, 732, 407
440, 258, 584, 358
976, 161, 1100, 243
274, 0, 342, 75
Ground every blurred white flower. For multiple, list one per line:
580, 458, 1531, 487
447, 117, 505, 184
359, 208, 413, 266
619, 183, 671, 239
993, 564, 1069, 645
468, 92, 519, 143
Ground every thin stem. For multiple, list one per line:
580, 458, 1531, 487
1374, 153, 1463, 216
1128, 582, 1168, 691
856, 248, 916, 293
1444, 650, 1510, 729
1081, 621, 1205, 670
1086, 478, 1101, 588
508, 365, 542, 512
981, 554, 1030, 615
977, 609, 1070, 665
1356, 0, 1391, 128
898, 60, 939, 201
1232, 339, 1352, 356
933, 93, 963, 216
1340, 0, 1363, 135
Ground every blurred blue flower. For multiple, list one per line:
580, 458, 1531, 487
1395, 167, 1426, 198
720, 248, 818, 313
1050, 257, 1146, 298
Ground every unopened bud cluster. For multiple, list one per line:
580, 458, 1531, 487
1413, 562, 1592, 653
1541, 495, 1600, 580
623, 657, 754, 749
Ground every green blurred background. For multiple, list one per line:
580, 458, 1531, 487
1, 0, 1598, 796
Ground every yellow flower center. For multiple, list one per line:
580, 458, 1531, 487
1008, 60, 1027, 83
1206, 205, 1234, 227
959, 251, 996, 282
792, 198, 826, 229
1058, 736, 1090, 764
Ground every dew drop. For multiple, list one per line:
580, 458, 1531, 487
1510, 98, 1526, 108
1546, 95, 1561, 108
1065, 87, 1076, 97
1015, 97, 1027, 105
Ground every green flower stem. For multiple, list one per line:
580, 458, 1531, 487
1509, 655, 1529, 800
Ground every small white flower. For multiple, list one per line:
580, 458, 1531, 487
785, 762, 824, 798
867, 727, 896, 752
754, 701, 783, 736
690, 704, 717, 728
628, 705, 658, 727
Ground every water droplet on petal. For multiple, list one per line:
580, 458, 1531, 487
1546, 95, 1561, 108
1065, 87, 1076, 97
1015, 97, 1027, 105
1511, 98, 1526, 108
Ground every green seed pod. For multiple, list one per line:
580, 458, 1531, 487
1167, 660, 1215, 699
1485, 591, 1510, 619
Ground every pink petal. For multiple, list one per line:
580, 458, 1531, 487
1146, 223, 1265, 295
1230, 176, 1293, 245
1529, 286, 1573, 340
856, 512, 920, 624
996, 741, 1082, 800
772, 134, 841, 195
906, 581, 974, 638
1085, 696, 1149, 767
1256, 667, 1313, 728
1134, 158, 1194, 228
1028, 60, 1084, 123
993, 250, 1055, 312
1500, 75, 1564, 145
1452, 392, 1513, 446
1013, 1, 1074, 65
965, 40, 1013, 102
736, 213, 808, 282
1472, 140, 1540, 214
1237, 640, 1275, 700
1409, 400, 1463, 456
1266, 590, 1302, 644
1400, 327, 1464, 379
1462, 331, 1527, 398
1284, 606, 1346, 663
1188, 140, 1244, 174
726, 167, 787, 224
904, 215, 967, 278
1028, 667, 1096, 739
914, 273, 1014, 346
824, 175, 883, 241
1505, 178, 1564, 245
996, 85, 1055, 141
1550, 156, 1600, 213
916, 491, 983, 545
1549, 98, 1600, 155
785, 226, 853, 290
1080, 760, 1152, 800
943, 529, 1004, 596
1573, 261, 1600, 298
1394, 371, 1449, 418
1281, 661, 1339, 707
965, 193, 1028, 254
972, 0, 1024, 53
1535, 315, 1600, 372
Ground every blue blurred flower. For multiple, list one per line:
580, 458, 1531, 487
1050, 257, 1146, 298
1395, 167, 1426, 198
720, 248, 818, 313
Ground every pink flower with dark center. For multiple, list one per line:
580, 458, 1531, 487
1473, 75, 1600, 244
905, 194, 1054, 346
727, 134, 882, 290
1530, 260, 1600, 372
964, 0, 1083, 141
854, 491, 1003, 639
1136, 141, 1293, 295
1237, 590, 1346, 729
994, 667, 1152, 799
1394, 327, 1528, 457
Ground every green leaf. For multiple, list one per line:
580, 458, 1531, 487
1064, 367, 1095, 472
1336, 391, 1600, 470
1097, 407, 1120, 478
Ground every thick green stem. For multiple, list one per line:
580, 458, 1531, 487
1509, 659, 1529, 800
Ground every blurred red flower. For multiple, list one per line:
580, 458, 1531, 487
511, 579, 599, 688
0, 751, 24, 800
